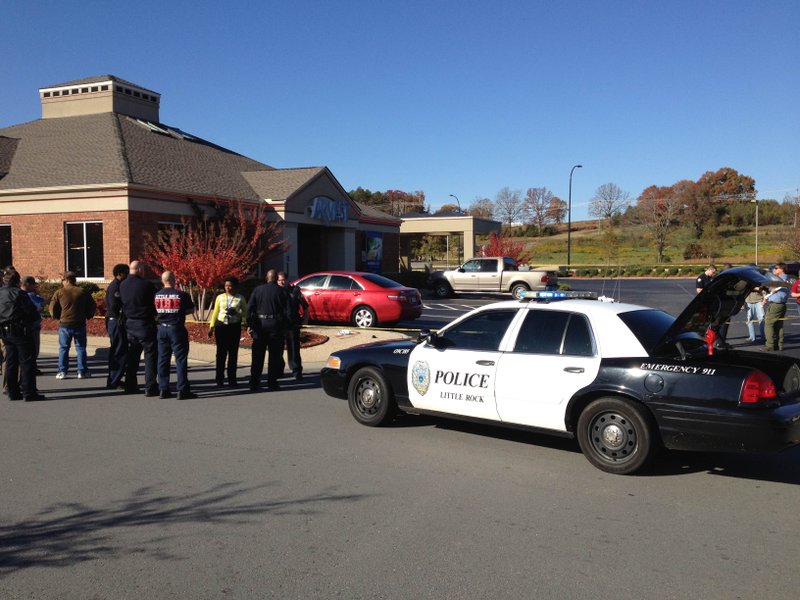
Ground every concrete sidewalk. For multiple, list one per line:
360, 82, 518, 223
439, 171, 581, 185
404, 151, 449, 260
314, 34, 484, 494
40, 326, 410, 374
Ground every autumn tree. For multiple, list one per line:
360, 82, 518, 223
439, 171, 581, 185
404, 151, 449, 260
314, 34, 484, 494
494, 187, 525, 227
634, 185, 683, 263
546, 196, 567, 224
349, 188, 426, 216
684, 168, 755, 236
434, 203, 463, 215
523, 187, 554, 230
383, 189, 426, 216
589, 182, 631, 225
468, 197, 495, 219
480, 232, 528, 264
142, 201, 287, 320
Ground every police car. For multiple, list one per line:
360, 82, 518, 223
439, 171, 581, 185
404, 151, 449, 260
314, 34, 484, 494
320, 267, 800, 474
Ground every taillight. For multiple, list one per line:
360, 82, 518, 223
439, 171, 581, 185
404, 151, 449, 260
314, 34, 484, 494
540, 275, 550, 284
740, 370, 777, 405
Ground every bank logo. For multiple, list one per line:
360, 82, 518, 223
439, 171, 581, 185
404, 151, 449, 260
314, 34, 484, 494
411, 360, 430, 396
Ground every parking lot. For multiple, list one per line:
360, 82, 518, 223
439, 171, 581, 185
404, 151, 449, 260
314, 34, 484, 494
2, 278, 800, 599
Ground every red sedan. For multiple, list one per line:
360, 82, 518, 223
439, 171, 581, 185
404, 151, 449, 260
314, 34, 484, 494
293, 271, 422, 328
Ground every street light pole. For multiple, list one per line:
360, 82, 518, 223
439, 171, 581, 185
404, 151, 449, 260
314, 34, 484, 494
751, 197, 759, 265
449, 194, 462, 214
567, 164, 583, 268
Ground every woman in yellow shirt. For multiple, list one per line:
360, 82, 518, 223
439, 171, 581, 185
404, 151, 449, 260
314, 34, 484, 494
208, 276, 248, 387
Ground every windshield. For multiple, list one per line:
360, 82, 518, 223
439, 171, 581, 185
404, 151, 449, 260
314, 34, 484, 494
617, 309, 676, 354
361, 273, 405, 289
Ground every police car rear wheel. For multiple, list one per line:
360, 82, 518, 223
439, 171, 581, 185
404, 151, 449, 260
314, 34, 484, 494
577, 397, 655, 475
348, 367, 396, 426
352, 306, 377, 328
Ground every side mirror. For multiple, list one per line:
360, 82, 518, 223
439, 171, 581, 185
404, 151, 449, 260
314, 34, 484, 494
457, 268, 465, 273
418, 329, 439, 346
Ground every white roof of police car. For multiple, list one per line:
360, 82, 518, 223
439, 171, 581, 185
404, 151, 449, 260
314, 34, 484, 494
442, 298, 656, 358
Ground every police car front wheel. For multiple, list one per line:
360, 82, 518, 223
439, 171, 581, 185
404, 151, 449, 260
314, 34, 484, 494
348, 367, 396, 426
577, 397, 656, 475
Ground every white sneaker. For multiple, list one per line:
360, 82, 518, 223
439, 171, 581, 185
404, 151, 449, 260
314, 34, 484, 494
55, 372, 66, 380
77, 371, 91, 379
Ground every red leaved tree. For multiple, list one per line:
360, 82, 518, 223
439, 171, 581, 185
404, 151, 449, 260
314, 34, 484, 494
480, 232, 528, 264
142, 201, 287, 320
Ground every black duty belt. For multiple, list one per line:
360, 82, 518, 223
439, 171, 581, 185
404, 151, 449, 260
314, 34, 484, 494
258, 314, 276, 319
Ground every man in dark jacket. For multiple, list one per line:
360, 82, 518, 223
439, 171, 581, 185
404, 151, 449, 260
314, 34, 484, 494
119, 260, 158, 396
247, 269, 288, 392
105, 263, 130, 389
0, 268, 45, 401
154, 270, 196, 400
49, 271, 97, 380
277, 271, 308, 380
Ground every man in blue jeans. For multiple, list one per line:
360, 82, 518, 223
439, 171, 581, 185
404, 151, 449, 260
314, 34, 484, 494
49, 271, 97, 379
154, 270, 196, 400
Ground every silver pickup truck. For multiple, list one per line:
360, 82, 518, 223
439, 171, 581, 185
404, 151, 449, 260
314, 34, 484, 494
428, 256, 560, 299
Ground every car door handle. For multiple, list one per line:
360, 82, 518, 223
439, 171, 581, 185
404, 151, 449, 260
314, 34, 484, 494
564, 367, 585, 374
476, 360, 495, 366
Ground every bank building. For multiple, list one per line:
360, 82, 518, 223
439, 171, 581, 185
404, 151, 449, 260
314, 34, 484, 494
0, 75, 401, 281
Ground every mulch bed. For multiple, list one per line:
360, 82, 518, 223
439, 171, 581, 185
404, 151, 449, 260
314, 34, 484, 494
38, 318, 328, 348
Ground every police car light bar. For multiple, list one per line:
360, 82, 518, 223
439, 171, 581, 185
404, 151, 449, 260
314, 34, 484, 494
520, 290, 600, 301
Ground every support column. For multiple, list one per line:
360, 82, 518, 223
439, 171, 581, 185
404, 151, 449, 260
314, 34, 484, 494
282, 222, 299, 279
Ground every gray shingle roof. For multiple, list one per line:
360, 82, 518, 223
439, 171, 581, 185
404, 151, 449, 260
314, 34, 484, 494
241, 167, 325, 201
355, 201, 401, 223
0, 136, 18, 178
0, 114, 274, 200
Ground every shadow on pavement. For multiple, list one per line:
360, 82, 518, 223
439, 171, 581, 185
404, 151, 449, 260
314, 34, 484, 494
0, 482, 373, 575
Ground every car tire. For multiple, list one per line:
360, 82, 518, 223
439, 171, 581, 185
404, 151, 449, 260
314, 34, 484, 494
433, 281, 452, 299
576, 397, 656, 475
511, 283, 530, 299
352, 306, 377, 328
348, 367, 396, 426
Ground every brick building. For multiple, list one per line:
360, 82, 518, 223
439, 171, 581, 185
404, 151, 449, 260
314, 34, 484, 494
0, 75, 400, 282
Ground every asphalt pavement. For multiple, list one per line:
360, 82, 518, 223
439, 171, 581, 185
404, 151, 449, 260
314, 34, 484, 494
3, 279, 800, 599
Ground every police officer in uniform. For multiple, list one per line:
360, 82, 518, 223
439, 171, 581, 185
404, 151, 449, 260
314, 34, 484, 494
695, 264, 717, 294
277, 271, 308, 380
119, 260, 159, 396
247, 269, 288, 392
154, 270, 196, 399
105, 263, 130, 389
0, 268, 45, 401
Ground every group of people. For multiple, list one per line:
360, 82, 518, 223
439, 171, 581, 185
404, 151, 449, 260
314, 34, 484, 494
696, 262, 799, 352
0, 261, 308, 402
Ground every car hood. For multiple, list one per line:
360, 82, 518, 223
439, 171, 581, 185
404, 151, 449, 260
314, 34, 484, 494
334, 338, 417, 356
657, 266, 788, 348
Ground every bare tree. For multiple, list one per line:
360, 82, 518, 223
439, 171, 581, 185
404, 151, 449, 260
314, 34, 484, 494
546, 196, 567, 224
494, 187, 525, 227
523, 187, 553, 230
634, 185, 683, 263
468, 197, 495, 219
589, 182, 631, 223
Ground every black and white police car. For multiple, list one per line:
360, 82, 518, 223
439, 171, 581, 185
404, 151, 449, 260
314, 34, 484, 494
321, 267, 800, 474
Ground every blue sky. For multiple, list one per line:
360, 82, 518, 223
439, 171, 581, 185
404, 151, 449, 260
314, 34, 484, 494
2, 0, 798, 219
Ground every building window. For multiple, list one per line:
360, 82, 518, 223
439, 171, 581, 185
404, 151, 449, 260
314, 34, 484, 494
65, 222, 104, 278
0, 225, 11, 268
